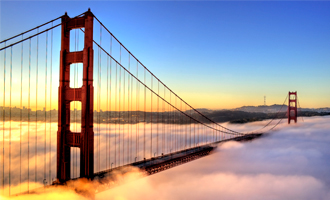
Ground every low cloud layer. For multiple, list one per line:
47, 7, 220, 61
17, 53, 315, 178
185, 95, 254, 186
1, 116, 329, 199
0, 167, 144, 200
96, 116, 330, 200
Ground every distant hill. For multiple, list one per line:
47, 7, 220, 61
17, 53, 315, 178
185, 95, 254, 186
192, 105, 330, 124
0, 105, 329, 124
231, 104, 330, 113
232, 104, 286, 113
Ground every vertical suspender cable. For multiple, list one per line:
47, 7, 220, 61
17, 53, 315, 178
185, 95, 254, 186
205, 124, 207, 144
174, 97, 176, 151
181, 101, 183, 150
200, 122, 201, 145
128, 55, 130, 163
35, 28, 39, 186
202, 121, 204, 144
122, 48, 125, 165
44, 30, 48, 184
172, 97, 174, 151
136, 62, 138, 160
204, 124, 205, 144
119, 62, 121, 166
163, 87, 165, 154
115, 63, 117, 167
200, 123, 201, 145
169, 93, 171, 153
175, 96, 176, 150
9, 46, 12, 195
189, 110, 191, 148
166, 92, 169, 154
178, 100, 180, 150
169, 92, 171, 154
182, 101, 184, 150
169, 96, 171, 152
166, 92, 168, 154
194, 121, 195, 147
201, 121, 203, 144
119, 46, 121, 166
157, 81, 159, 156
2, 41, 5, 195
150, 76, 152, 157
28, 38, 31, 192
170, 93, 172, 153
185, 104, 187, 150
162, 86, 165, 154
175, 97, 177, 151
297, 97, 304, 122
177, 99, 179, 150
118, 46, 122, 166
109, 36, 112, 167
98, 43, 100, 171
122, 56, 126, 165
128, 55, 131, 163
130, 57, 133, 162
143, 68, 146, 159
20, 35, 23, 192
96, 34, 98, 172
99, 24, 102, 171
205, 124, 206, 144
49, 22, 53, 184
197, 123, 199, 146
106, 55, 109, 170
96, 34, 99, 172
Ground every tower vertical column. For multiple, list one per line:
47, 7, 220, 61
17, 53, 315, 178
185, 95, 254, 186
57, 9, 94, 182
81, 10, 94, 179
288, 91, 297, 124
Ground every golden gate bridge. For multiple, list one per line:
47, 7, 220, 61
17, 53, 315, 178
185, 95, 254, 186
0, 9, 300, 198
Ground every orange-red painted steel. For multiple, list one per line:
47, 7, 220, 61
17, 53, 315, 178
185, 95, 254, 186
288, 91, 297, 124
57, 10, 94, 182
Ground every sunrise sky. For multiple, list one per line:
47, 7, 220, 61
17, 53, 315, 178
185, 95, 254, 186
1, 1, 329, 110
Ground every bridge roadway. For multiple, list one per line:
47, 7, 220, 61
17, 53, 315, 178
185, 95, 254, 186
92, 133, 263, 194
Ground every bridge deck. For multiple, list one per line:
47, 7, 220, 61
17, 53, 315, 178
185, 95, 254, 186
93, 133, 263, 193
16, 133, 262, 198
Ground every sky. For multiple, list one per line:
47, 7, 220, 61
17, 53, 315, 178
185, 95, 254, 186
1, 1, 330, 109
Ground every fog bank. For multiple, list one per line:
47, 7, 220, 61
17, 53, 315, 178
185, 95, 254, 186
96, 116, 330, 200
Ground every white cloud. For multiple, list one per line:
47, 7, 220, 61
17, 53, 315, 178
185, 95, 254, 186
96, 116, 330, 200
1, 116, 330, 199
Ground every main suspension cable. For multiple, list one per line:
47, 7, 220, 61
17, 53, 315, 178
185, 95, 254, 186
93, 14, 243, 135
0, 16, 62, 45
0, 11, 87, 52
90, 40, 237, 135
252, 95, 289, 133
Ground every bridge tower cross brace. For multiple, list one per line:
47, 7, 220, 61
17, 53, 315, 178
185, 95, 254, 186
57, 10, 94, 182
287, 91, 297, 124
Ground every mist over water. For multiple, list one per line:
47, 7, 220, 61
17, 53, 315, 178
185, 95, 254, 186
0, 120, 226, 196
96, 116, 330, 200
1, 116, 329, 199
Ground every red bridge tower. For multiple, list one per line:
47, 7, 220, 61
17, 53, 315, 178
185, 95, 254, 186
57, 10, 94, 182
287, 91, 297, 124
